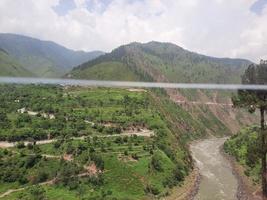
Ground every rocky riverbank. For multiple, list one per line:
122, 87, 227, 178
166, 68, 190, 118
164, 168, 200, 200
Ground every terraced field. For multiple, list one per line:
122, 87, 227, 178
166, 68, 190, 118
0, 84, 192, 200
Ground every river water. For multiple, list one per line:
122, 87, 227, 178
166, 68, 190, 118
191, 138, 238, 200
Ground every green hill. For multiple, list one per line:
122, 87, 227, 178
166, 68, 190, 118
70, 61, 140, 81
68, 41, 256, 136
0, 48, 33, 77
0, 33, 104, 77
69, 41, 251, 83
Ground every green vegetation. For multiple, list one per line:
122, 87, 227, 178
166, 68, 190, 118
232, 60, 267, 196
224, 126, 261, 183
0, 84, 195, 199
69, 41, 255, 136
70, 61, 140, 81
0, 33, 104, 77
0, 85, 157, 141
0, 49, 33, 77
70, 41, 250, 84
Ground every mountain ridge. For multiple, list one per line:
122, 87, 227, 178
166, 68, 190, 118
68, 41, 256, 136
69, 41, 252, 84
0, 33, 105, 77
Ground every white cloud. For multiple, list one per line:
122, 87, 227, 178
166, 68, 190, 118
0, 0, 266, 62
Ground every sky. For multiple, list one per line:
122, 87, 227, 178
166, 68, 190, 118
0, 0, 267, 62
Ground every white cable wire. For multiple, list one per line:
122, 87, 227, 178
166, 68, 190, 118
0, 77, 267, 91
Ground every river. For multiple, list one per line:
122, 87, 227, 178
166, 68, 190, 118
191, 138, 238, 200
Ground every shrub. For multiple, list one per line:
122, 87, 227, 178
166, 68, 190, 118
90, 153, 104, 170
16, 142, 25, 149
151, 154, 163, 172
145, 184, 160, 195
27, 143, 34, 150
27, 185, 47, 200
53, 140, 61, 149
25, 154, 42, 169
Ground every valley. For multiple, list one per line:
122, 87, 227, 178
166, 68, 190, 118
0, 38, 262, 200
0, 81, 258, 200
1, 0, 267, 198
0, 84, 195, 199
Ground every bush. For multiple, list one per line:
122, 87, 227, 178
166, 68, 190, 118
53, 140, 61, 149
65, 143, 75, 154
173, 165, 186, 182
145, 184, 160, 195
158, 143, 176, 161
16, 142, 25, 149
87, 174, 104, 186
36, 171, 49, 183
25, 154, 42, 169
27, 143, 34, 150
18, 175, 28, 184
58, 162, 80, 187
27, 185, 47, 200
0, 111, 10, 129
90, 153, 104, 170
114, 137, 123, 144
151, 154, 163, 172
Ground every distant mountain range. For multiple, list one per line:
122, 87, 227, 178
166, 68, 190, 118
0, 34, 252, 82
0, 33, 104, 77
68, 41, 252, 84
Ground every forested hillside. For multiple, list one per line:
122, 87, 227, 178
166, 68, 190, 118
69, 41, 256, 135
0, 84, 199, 199
0, 33, 104, 77
69, 41, 251, 83
0, 48, 33, 77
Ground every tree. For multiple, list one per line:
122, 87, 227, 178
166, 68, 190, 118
27, 185, 47, 200
90, 153, 104, 171
150, 153, 163, 172
232, 60, 267, 196
0, 111, 9, 127
123, 95, 131, 109
57, 161, 80, 188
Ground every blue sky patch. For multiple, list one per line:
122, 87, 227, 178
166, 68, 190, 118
86, 0, 113, 13
250, 0, 267, 15
53, 0, 76, 16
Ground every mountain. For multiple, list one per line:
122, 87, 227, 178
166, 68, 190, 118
0, 33, 104, 77
68, 41, 256, 136
0, 48, 33, 77
68, 41, 251, 83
